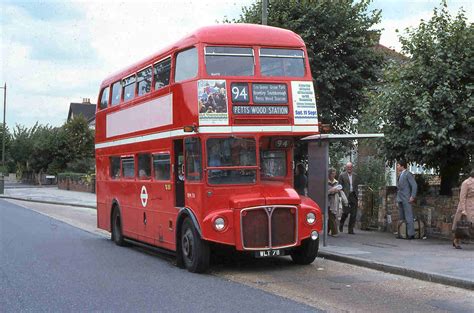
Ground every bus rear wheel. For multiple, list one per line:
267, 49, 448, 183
181, 218, 210, 273
290, 237, 319, 265
112, 208, 125, 247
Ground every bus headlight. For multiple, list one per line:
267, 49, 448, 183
306, 212, 316, 225
311, 230, 319, 240
214, 217, 226, 231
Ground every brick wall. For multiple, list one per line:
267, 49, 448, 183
361, 186, 460, 238
58, 175, 95, 193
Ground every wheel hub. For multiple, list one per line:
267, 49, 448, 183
182, 229, 194, 260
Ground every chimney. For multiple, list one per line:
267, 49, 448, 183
82, 98, 90, 104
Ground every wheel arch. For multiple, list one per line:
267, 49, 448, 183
175, 207, 202, 268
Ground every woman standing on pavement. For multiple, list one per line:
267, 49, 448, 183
452, 169, 474, 249
328, 168, 343, 236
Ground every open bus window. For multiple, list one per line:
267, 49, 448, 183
137, 154, 151, 179
99, 87, 109, 110
123, 75, 136, 102
175, 47, 198, 83
261, 150, 287, 179
205, 46, 254, 77
137, 67, 152, 96
110, 156, 121, 179
260, 48, 305, 77
121, 157, 135, 178
153, 154, 170, 181
154, 58, 171, 90
111, 81, 121, 106
185, 137, 202, 181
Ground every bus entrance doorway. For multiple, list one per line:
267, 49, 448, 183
174, 139, 185, 207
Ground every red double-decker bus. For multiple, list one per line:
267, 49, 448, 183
95, 24, 322, 273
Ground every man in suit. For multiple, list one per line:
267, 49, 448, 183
338, 162, 358, 234
396, 160, 418, 239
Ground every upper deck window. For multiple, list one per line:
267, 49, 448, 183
99, 87, 109, 110
175, 47, 198, 82
137, 67, 152, 96
111, 81, 121, 106
205, 46, 254, 77
123, 75, 136, 102
154, 58, 171, 90
260, 48, 305, 77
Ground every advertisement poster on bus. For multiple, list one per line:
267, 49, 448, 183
198, 80, 229, 125
291, 81, 318, 125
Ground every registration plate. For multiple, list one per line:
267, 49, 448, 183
255, 249, 281, 258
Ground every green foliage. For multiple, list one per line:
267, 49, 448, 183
229, 0, 383, 133
382, 2, 473, 194
356, 156, 388, 191
8, 116, 95, 179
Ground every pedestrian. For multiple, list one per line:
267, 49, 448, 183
328, 168, 344, 236
452, 169, 474, 249
396, 160, 418, 239
294, 163, 308, 196
338, 162, 359, 234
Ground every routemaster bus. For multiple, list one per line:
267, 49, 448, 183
95, 23, 322, 273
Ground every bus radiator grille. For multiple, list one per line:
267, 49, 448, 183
271, 207, 296, 247
242, 209, 269, 248
241, 206, 297, 249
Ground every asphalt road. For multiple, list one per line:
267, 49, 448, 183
0, 199, 317, 312
2, 199, 474, 313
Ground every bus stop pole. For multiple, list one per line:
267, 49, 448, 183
307, 139, 329, 246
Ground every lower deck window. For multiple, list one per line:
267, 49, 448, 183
153, 154, 170, 180
121, 157, 135, 178
110, 156, 121, 179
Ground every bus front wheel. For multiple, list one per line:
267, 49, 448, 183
112, 208, 125, 247
290, 237, 319, 265
181, 218, 210, 273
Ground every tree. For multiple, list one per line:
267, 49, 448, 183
382, 2, 473, 195
60, 116, 95, 173
0, 123, 12, 172
228, 0, 382, 132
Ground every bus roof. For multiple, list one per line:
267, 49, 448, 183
101, 24, 306, 87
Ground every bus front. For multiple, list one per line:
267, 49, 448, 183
188, 30, 322, 268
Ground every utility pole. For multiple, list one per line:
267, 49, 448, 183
1, 83, 6, 169
0, 83, 5, 194
262, 0, 268, 25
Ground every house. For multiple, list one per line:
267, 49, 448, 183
67, 98, 96, 129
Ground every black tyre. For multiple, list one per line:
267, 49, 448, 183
112, 208, 125, 247
290, 237, 319, 265
181, 218, 210, 273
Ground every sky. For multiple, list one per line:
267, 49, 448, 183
1, 0, 472, 128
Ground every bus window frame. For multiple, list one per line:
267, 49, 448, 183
174, 46, 198, 84
137, 153, 152, 181
136, 66, 153, 97
152, 56, 172, 92
111, 80, 122, 106
120, 155, 136, 180
203, 45, 256, 77
152, 151, 172, 182
122, 74, 137, 103
99, 86, 110, 110
258, 47, 306, 78
205, 136, 259, 186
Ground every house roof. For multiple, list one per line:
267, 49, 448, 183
67, 102, 96, 121
375, 44, 409, 63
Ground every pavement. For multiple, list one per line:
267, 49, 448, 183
1, 184, 473, 290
